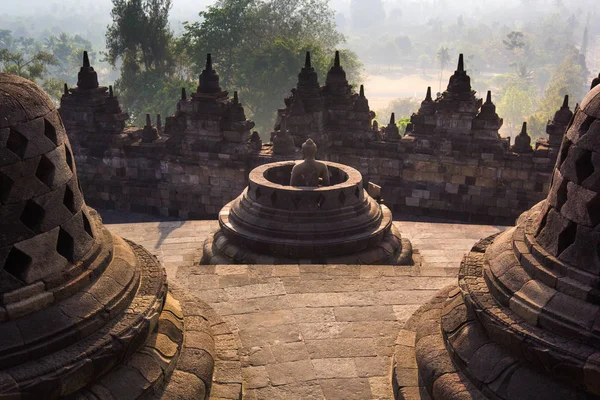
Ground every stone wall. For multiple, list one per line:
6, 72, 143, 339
328, 144, 552, 224
74, 141, 250, 219
72, 134, 551, 224
60, 51, 566, 224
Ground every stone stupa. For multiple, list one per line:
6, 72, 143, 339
0, 74, 213, 399
393, 82, 600, 399
200, 138, 416, 265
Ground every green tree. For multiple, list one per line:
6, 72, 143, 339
105, 0, 189, 125
106, 0, 173, 73
116, 69, 196, 126
536, 50, 586, 120
497, 85, 533, 136
377, 97, 420, 126
503, 31, 525, 52
44, 32, 93, 84
0, 48, 57, 81
436, 46, 450, 93
183, 0, 360, 134
396, 117, 411, 134
526, 113, 548, 142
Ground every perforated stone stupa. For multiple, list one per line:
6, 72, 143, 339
393, 83, 600, 399
200, 139, 415, 265
0, 74, 214, 399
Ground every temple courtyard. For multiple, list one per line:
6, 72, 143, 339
101, 211, 503, 399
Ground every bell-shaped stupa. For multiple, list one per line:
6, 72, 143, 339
0, 74, 212, 399
393, 83, 600, 399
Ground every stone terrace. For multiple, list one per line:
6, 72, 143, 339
101, 211, 503, 399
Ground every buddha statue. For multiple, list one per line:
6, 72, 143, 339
290, 138, 330, 187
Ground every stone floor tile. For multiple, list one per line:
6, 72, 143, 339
369, 376, 392, 399
265, 360, 317, 385
243, 366, 269, 389
319, 377, 372, 399
354, 356, 391, 377
270, 342, 311, 363
245, 382, 324, 400
333, 305, 396, 322
305, 338, 378, 358
102, 213, 504, 399
292, 307, 336, 323
311, 358, 357, 379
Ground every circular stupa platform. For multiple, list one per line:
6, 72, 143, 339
201, 161, 414, 265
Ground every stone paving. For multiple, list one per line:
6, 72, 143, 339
101, 210, 504, 399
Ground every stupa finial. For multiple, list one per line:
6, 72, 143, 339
426, 87, 432, 101
206, 53, 213, 71
305, 51, 312, 68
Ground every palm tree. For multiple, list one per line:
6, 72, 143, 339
436, 46, 450, 93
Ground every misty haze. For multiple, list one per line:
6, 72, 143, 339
1, 0, 596, 140
4, 1, 600, 400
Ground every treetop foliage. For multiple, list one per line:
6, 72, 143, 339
102, 0, 361, 132
181, 0, 361, 134
105, 0, 174, 73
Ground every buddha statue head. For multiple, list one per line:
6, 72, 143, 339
302, 138, 318, 160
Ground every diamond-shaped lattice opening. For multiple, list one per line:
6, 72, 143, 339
56, 228, 75, 262
338, 191, 346, 205
43, 118, 57, 145
63, 185, 76, 214
3, 247, 31, 282
579, 115, 596, 136
255, 186, 262, 199
554, 179, 569, 212
0, 171, 13, 203
575, 150, 594, 183
20, 200, 46, 233
316, 193, 326, 208
82, 211, 94, 238
535, 209, 550, 237
557, 139, 572, 168
65, 145, 74, 172
6, 129, 28, 159
557, 222, 577, 257
270, 191, 278, 205
35, 155, 56, 188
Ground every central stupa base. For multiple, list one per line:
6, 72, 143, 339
198, 160, 418, 266
200, 223, 415, 266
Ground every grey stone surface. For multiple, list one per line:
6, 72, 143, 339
63, 52, 558, 226
0, 73, 214, 400
201, 158, 415, 266
399, 82, 600, 399
104, 212, 502, 399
